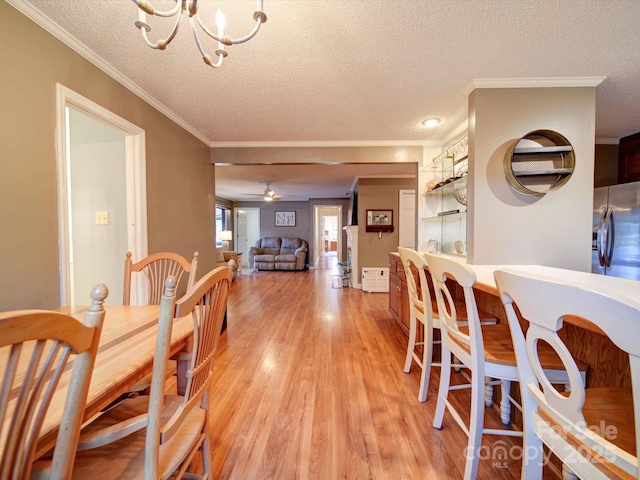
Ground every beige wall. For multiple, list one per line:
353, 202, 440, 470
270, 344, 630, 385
233, 200, 310, 240
0, 3, 215, 310
357, 178, 417, 271
467, 87, 596, 270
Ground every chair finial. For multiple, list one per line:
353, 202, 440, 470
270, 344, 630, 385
89, 284, 109, 311
165, 275, 177, 296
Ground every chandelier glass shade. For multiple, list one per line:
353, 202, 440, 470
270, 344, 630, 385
132, 0, 267, 68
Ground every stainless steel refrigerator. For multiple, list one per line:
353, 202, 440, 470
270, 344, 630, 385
592, 181, 640, 280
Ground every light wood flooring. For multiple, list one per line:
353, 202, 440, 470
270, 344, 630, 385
208, 267, 559, 479
313, 251, 339, 270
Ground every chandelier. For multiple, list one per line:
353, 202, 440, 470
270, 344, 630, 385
132, 0, 267, 68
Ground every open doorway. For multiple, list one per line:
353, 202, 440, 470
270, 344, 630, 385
314, 205, 342, 270
56, 84, 147, 306
234, 207, 260, 270
66, 108, 127, 305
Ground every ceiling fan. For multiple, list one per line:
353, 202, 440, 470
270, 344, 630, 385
243, 181, 296, 201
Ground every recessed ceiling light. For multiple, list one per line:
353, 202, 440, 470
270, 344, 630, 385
422, 118, 441, 128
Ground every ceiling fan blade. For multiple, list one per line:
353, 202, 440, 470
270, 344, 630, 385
243, 182, 297, 200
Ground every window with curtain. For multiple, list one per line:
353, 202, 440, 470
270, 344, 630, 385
216, 206, 227, 246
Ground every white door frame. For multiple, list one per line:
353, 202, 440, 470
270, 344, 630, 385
55, 83, 148, 306
313, 205, 343, 266
398, 189, 416, 248
234, 207, 260, 269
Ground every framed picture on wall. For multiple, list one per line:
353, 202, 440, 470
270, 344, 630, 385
275, 211, 296, 227
365, 209, 394, 232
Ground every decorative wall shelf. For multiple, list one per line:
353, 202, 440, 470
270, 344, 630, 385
420, 135, 468, 256
421, 211, 466, 222
512, 146, 573, 154
513, 168, 574, 177
504, 130, 575, 196
422, 176, 467, 196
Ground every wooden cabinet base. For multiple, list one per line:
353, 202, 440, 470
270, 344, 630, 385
389, 253, 410, 334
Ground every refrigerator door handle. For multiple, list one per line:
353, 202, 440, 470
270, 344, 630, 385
596, 207, 606, 267
603, 207, 614, 268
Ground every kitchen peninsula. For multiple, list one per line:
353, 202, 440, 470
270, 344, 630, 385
389, 252, 637, 390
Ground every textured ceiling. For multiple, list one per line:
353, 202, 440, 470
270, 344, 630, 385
11, 0, 640, 199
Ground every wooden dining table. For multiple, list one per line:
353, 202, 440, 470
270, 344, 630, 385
2, 304, 194, 458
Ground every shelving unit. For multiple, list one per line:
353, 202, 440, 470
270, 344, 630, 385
419, 135, 468, 256
504, 131, 575, 196
512, 146, 573, 154
513, 169, 573, 177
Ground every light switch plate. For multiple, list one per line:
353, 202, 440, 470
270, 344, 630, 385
95, 212, 109, 225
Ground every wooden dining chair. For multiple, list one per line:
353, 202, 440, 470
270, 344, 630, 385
71, 266, 232, 479
123, 251, 199, 305
122, 251, 199, 398
398, 247, 496, 402
0, 285, 107, 480
495, 269, 640, 480
425, 254, 586, 480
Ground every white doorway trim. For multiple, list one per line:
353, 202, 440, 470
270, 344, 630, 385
398, 189, 416, 248
313, 205, 343, 268
55, 83, 148, 306
234, 207, 260, 270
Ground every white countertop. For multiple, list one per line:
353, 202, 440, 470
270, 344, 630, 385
469, 264, 640, 305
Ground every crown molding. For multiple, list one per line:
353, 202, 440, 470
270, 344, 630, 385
358, 174, 416, 179
442, 121, 468, 145
209, 140, 442, 148
463, 77, 607, 96
6, 0, 212, 146
6, 1, 468, 150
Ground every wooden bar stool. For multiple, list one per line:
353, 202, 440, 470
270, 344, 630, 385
426, 254, 587, 480
495, 268, 640, 480
398, 248, 496, 402
398, 247, 439, 402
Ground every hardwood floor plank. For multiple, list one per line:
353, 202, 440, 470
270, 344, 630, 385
207, 269, 558, 479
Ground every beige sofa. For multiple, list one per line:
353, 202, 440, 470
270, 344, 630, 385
215, 247, 239, 280
249, 237, 308, 271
